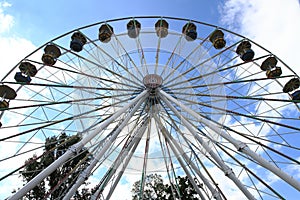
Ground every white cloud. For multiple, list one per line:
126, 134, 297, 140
286, 157, 300, 179
0, 1, 13, 33
220, 0, 300, 75
0, 2, 36, 79
0, 37, 36, 80
218, 0, 300, 199
0, 3, 39, 199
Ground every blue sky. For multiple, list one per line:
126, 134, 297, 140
5, 0, 220, 44
0, 0, 300, 199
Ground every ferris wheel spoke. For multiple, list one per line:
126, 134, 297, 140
159, 113, 197, 155
110, 34, 145, 83
9, 91, 147, 200
91, 115, 147, 199
177, 74, 293, 91
206, 100, 300, 132
44, 147, 95, 199
162, 89, 280, 113
160, 89, 300, 191
159, 109, 228, 199
159, 33, 184, 78
94, 26, 146, 84
154, 121, 182, 199
154, 32, 163, 74
1, 94, 129, 114
91, 116, 148, 199
0, 143, 44, 166
54, 50, 121, 86
61, 139, 120, 200
0, 99, 123, 142
221, 123, 300, 164
173, 85, 294, 120
225, 112, 294, 150
186, 139, 229, 199
104, 141, 141, 200
157, 102, 241, 198
167, 91, 297, 108
3, 102, 94, 132
179, 110, 288, 199
163, 40, 242, 87
180, 96, 292, 125
179, 96, 300, 135
155, 114, 223, 199
57, 43, 144, 89
0, 134, 87, 184
162, 34, 211, 83
82, 34, 145, 87
140, 119, 151, 191
164, 54, 269, 90
135, 34, 149, 76
217, 143, 285, 199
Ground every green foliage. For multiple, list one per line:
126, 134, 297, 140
20, 132, 93, 200
132, 174, 168, 200
166, 176, 201, 200
131, 174, 201, 200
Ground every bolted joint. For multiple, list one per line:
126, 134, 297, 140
212, 188, 220, 199
224, 166, 234, 177
236, 141, 248, 152
79, 170, 90, 180
68, 143, 82, 155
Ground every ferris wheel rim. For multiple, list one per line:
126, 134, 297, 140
0, 16, 299, 200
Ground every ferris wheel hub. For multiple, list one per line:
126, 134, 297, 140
143, 74, 163, 89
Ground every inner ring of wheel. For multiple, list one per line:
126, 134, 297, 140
73, 29, 227, 173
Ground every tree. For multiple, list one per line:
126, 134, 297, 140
165, 176, 201, 200
20, 132, 94, 199
132, 174, 168, 200
131, 174, 201, 200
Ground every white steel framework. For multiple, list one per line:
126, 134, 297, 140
0, 16, 299, 200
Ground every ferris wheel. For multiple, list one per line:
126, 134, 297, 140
0, 16, 300, 200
